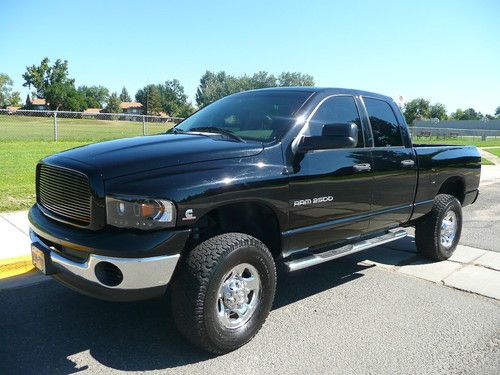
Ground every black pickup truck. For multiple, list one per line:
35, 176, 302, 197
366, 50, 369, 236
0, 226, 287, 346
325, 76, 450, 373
29, 87, 481, 353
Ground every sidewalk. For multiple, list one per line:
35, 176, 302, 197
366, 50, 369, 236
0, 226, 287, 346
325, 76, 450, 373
0, 211, 33, 279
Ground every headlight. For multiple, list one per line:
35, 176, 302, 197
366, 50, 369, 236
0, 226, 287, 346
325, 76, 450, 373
106, 196, 176, 229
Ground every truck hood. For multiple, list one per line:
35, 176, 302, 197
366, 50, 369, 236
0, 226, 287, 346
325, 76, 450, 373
52, 133, 264, 179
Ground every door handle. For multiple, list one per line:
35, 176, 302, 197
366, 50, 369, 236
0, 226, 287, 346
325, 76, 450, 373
353, 163, 372, 172
401, 159, 415, 167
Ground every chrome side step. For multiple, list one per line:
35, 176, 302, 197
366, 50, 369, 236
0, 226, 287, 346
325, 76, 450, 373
284, 229, 407, 272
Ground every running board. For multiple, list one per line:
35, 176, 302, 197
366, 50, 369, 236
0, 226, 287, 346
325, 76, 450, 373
284, 229, 407, 272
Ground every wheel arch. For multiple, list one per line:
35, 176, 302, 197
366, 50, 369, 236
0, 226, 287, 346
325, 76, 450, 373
438, 176, 465, 204
186, 200, 283, 258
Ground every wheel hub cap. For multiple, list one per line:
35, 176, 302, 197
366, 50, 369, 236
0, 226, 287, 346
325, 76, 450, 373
440, 211, 457, 248
217, 263, 260, 329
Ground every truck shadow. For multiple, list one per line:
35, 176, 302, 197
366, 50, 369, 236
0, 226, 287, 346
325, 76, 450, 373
0, 241, 417, 374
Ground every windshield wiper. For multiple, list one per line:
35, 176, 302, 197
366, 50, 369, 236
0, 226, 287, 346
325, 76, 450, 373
187, 126, 245, 142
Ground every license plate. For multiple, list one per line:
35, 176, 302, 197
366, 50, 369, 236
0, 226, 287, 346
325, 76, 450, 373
31, 244, 47, 274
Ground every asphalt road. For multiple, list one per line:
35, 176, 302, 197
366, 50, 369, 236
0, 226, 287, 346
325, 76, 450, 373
461, 181, 500, 252
1, 254, 499, 375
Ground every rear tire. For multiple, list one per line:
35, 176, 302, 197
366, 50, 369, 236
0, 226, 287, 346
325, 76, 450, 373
415, 194, 462, 261
171, 233, 276, 354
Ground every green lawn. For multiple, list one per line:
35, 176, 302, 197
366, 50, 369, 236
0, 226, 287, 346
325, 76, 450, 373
0, 141, 89, 211
412, 136, 500, 147
484, 148, 500, 157
0, 114, 174, 141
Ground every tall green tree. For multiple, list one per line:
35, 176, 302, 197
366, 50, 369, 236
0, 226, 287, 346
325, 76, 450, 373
136, 81, 194, 117
159, 79, 194, 117
22, 58, 74, 99
195, 70, 316, 108
135, 85, 163, 115
45, 82, 85, 111
119, 87, 131, 102
495, 106, 500, 119
78, 85, 109, 108
451, 108, 482, 120
0, 73, 21, 107
403, 98, 431, 125
429, 103, 447, 121
104, 92, 122, 113
278, 72, 314, 86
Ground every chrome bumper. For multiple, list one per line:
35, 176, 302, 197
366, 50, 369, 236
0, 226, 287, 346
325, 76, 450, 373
30, 230, 180, 290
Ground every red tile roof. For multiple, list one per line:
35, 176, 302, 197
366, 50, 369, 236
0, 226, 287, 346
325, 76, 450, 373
120, 102, 143, 109
31, 98, 47, 105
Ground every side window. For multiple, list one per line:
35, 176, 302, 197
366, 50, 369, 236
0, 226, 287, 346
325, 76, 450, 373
363, 98, 403, 147
309, 96, 364, 148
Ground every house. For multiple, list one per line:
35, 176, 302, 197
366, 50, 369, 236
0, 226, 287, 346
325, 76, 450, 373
120, 102, 143, 114
6, 106, 21, 113
83, 108, 102, 115
30, 98, 49, 110
82, 108, 103, 118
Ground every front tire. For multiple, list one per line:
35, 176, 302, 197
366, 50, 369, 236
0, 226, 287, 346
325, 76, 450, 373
171, 233, 276, 354
415, 194, 462, 261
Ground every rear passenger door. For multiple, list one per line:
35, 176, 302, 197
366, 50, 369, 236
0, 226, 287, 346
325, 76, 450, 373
361, 97, 417, 231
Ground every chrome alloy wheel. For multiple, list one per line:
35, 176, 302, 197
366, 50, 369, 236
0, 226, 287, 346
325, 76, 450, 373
216, 263, 261, 329
440, 210, 457, 248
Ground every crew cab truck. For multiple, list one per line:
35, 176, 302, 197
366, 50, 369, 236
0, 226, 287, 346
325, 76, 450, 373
29, 87, 481, 353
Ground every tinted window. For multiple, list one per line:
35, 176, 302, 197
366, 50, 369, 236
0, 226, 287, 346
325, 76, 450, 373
363, 98, 403, 147
309, 96, 364, 148
175, 91, 311, 142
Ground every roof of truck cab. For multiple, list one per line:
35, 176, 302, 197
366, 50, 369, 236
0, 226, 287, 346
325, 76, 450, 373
237, 86, 394, 101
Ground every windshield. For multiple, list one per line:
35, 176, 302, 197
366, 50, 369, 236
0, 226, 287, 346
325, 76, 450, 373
175, 91, 312, 142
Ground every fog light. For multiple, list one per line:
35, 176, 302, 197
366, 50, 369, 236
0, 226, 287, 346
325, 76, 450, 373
94, 261, 123, 287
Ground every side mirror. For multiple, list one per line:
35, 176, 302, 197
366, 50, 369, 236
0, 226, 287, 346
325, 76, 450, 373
297, 123, 358, 152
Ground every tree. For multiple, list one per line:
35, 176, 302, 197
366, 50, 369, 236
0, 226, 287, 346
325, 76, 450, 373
22, 58, 74, 99
119, 87, 131, 102
403, 98, 431, 125
45, 82, 85, 111
136, 81, 195, 117
451, 108, 482, 120
195, 71, 235, 108
135, 85, 163, 115
104, 92, 122, 113
78, 85, 109, 108
429, 103, 447, 121
0, 73, 21, 107
494, 106, 500, 119
278, 72, 314, 87
159, 79, 194, 117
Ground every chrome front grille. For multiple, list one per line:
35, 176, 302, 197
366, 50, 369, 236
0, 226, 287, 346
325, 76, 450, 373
37, 164, 92, 225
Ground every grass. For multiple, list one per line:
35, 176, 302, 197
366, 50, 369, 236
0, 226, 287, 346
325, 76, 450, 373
0, 141, 88, 211
481, 157, 494, 165
484, 148, 500, 157
412, 136, 500, 147
0, 114, 173, 141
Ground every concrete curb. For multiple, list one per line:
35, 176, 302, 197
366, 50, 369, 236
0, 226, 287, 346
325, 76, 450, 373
0, 255, 35, 280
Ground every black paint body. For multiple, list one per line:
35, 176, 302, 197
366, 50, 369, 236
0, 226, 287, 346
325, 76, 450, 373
29, 87, 481, 265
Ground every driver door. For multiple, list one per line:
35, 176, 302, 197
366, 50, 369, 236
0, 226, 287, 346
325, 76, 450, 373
285, 95, 374, 251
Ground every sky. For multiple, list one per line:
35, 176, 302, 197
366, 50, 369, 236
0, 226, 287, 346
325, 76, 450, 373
1, 0, 499, 114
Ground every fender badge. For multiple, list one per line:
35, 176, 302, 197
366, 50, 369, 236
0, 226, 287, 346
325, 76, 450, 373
182, 209, 197, 221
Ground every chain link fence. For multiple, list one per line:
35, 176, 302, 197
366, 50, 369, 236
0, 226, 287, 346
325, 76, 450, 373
409, 126, 500, 142
0, 109, 184, 142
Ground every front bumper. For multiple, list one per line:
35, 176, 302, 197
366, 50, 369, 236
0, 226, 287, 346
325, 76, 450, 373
29, 205, 191, 301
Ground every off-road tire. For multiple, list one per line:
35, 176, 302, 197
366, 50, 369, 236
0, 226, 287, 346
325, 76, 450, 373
171, 233, 276, 354
415, 194, 462, 261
